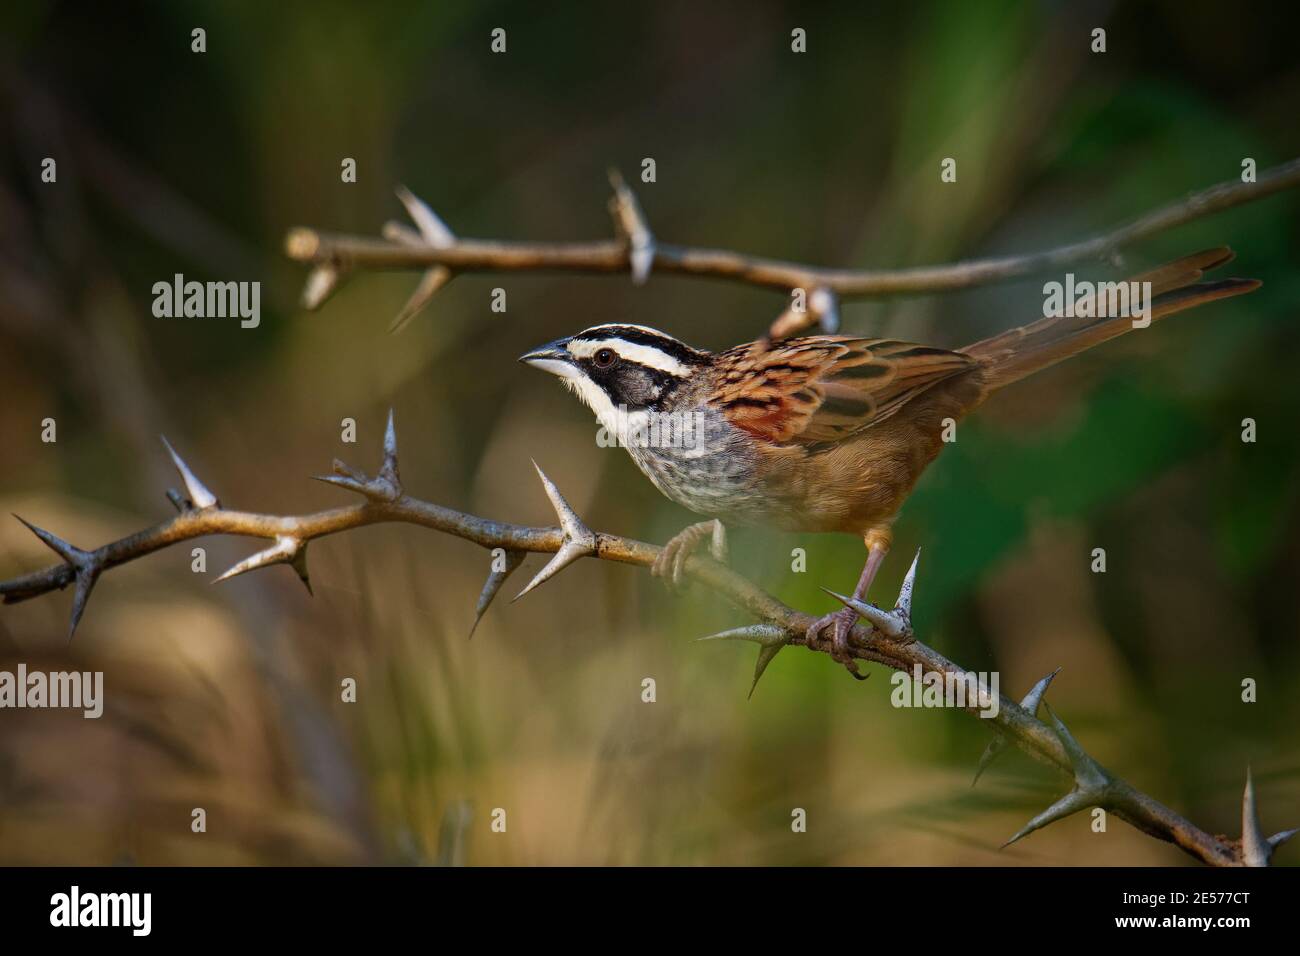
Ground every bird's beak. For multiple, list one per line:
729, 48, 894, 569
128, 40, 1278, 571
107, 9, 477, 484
519, 338, 577, 378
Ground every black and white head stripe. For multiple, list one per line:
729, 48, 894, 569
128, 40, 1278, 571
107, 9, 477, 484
567, 324, 709, 376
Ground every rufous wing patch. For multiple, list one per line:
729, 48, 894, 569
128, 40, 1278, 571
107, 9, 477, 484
714, 336, 973, 445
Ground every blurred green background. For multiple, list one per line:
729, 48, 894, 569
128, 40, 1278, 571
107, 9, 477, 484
0, 0, 1297, 865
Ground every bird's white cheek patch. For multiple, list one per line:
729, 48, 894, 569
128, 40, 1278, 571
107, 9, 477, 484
563, 375, 626, 438
526, 355, 629, 437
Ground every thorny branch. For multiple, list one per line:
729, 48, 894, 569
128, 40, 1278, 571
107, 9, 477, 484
285, 158, 1300, 337
1, 414, 1291, 867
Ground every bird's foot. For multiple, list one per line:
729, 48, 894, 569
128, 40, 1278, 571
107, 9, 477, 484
805, 607, 868, 680
821, 548, 921, 645
651, 519, 728, 590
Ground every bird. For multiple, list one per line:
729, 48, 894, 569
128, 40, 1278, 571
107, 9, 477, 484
520, 247, 1259, 675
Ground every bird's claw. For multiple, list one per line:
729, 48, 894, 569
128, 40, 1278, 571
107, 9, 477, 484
651, 520, 727, 591
805, 607, 868, 679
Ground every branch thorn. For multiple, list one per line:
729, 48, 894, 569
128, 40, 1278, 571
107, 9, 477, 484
160, 436, 219, 510
380, 408, 400, 487
973, 667, 1061, 787
1001, 702, 1114, 848
810, 286, 840, 333
769, 285, 841, 338
13, 515, 102, 641
389, 185, 456, 333
290, 544, 313, 595
822, 547, 920, 642
1241, 766, 1297, 866
607, 168, 655, 285
696, 623, 792, 697
301, 264, 345, 310
513, 462, 596, 601
213, 535, 309, 591
469, 549, 526, 639
310, 410, 402, 502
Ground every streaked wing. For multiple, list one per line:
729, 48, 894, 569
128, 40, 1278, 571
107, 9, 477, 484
711, 336, 975, 444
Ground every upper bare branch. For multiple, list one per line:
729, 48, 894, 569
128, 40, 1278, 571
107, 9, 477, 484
284, 158, 1300, 333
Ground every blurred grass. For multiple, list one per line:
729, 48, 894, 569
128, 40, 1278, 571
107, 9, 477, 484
0, 0, 1297, 865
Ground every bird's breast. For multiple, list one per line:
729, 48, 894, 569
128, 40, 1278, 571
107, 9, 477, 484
617, 409, 771, 524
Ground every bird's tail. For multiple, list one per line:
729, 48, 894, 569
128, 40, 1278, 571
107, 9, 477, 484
963, 247, 1261, 393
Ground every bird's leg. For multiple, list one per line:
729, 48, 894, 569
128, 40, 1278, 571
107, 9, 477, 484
806, 529, 892, 679
651, 519, 728, 589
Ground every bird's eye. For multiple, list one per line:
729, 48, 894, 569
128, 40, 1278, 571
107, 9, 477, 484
593, 348, 617, 368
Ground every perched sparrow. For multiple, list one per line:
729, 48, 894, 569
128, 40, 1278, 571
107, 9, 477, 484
521, 248, 1258, 674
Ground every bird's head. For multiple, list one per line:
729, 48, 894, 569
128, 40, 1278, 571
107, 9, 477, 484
520, 324, 710, 436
